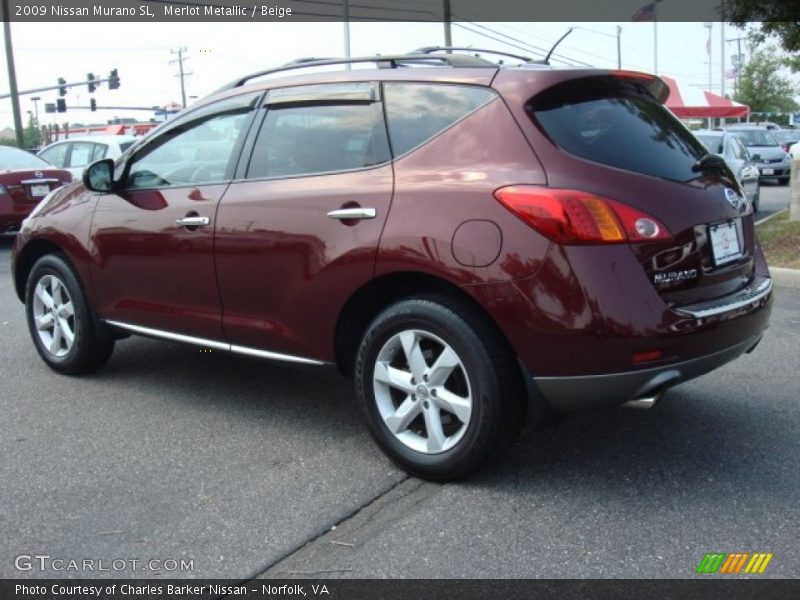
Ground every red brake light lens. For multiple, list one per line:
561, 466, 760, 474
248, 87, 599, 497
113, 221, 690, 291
493, 186, 671, 245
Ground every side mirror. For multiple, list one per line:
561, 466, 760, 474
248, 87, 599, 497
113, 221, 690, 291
83, 159, 116, 193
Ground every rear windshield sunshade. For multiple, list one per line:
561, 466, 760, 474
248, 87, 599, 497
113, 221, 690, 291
529, 77, 707, 182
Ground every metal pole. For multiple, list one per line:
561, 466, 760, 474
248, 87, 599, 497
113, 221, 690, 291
720, 21, 726, 98
343, 0, 351, 69
653, 2, 658, 75
31, 96, 40, 126
444, 0, 452, 47
616, 25, 622, 69
2, 1, 25, 148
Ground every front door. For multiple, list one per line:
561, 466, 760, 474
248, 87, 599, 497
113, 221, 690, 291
88, 93, 260, 340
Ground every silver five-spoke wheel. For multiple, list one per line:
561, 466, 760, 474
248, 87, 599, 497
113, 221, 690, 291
32, 274, 76, 358
373, 329, 472, 454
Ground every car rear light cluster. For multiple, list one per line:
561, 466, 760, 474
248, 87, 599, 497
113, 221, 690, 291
494, 186, 671, 245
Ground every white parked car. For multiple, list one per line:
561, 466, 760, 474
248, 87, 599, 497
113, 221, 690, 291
791, 140, 800, 161
38, 135, 138, 178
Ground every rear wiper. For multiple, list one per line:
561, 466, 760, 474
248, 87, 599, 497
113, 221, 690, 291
692, 153, 727, 173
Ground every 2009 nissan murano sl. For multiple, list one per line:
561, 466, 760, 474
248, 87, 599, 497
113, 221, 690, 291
12, 50, 773, 480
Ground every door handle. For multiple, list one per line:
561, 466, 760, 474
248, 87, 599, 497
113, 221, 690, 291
327, 208, 377, 220
175, 216, 210, 227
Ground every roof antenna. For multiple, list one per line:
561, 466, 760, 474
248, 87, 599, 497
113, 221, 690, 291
543, 27, 574, 65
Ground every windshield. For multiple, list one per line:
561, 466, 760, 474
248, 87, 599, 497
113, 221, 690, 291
730, 129, 778, 146
695, 134, 724, 155
775, 131, 800, 143
530, 77, 706, 182
0, 146, 51, 170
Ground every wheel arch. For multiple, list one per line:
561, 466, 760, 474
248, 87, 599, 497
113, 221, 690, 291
334, 270, 517, 379
13, 238, 66, 302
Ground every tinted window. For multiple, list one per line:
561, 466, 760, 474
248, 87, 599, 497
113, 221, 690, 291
38, 143, 69, 168
127, 94, 257, 189
91, 144, 109, 161
695, 134, 723, 155
68, 142, 95, 168
384, 83, 496, 156
247, 103, 390, 179
731, 129, 779, 146
530, 77, 706, 182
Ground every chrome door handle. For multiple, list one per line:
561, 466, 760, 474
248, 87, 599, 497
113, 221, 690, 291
175, 216, 210, 227
327, 208, 377, 220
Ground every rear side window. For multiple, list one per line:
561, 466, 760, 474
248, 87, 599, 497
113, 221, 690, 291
383, 83, 496, 156
91, 144, 109, 161
39, 143, 68, 168
68, 142, 95, 168
247, 103, 390, 179
530, 78, 706, 182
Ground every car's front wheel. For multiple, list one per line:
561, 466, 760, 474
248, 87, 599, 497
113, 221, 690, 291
355, 297, 524, 480
25, 254, 114, 374
778, 176, 790, 186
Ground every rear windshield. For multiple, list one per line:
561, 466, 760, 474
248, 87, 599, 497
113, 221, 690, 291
0, 146, 50, 170
529, 77, 706, 182
695, 134, 724, 155
729, 129, 778, 147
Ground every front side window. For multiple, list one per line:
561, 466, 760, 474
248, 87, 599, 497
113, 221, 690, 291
68, 142, 95, 168
695, 134, 723, 155
126, 94, 258, 189
39, 143, 69, 168
246, 102, 390, 179
383, 83, 496, 156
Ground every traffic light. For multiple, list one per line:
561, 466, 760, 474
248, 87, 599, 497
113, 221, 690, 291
90, 98, 97, 111
56, 98, 67, 113
87, 73, 96, 93
58, 77, 67, 96
108, 68, 120, 90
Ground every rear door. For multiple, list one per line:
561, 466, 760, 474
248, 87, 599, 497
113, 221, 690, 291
89, 92, 261, 340
214, 82, 394, 361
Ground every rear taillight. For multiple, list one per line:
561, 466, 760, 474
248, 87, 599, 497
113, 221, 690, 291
493, 186, 671, 245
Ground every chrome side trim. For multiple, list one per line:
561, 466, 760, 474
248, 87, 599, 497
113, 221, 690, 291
230, 345, 324, 366
104, 320, 325, 365
675, 277, 772, 319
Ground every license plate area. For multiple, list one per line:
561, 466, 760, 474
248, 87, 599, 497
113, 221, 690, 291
708, 220, 742, 266
761, 168, 774, 175
29, 184, 50, 197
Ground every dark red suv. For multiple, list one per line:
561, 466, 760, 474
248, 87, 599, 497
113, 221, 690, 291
11, 51, 773, 479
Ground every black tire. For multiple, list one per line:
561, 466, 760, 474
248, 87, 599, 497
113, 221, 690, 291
778, 177, 789, 186
752, 192, 760, 213
25, 253, 114, 374
355, 296, 524, 481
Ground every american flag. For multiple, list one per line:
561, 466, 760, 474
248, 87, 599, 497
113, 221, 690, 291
632, 3, 655, 21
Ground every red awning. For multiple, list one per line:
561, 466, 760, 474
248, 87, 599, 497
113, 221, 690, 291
661, 76, 750, 119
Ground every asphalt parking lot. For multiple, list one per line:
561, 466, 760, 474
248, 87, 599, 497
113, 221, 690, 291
1, 184, 798, 580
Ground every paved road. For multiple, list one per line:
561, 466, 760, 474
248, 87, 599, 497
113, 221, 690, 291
1, 234, 798, 580
755, 181, 791, 221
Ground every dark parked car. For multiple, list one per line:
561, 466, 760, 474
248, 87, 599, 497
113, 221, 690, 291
12, 51, 773, 479
693, 129, 760, 211
726, 126, 791, 185
0, 146, 71, 233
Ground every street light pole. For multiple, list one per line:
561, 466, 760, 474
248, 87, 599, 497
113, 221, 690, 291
31, 96, 41, 127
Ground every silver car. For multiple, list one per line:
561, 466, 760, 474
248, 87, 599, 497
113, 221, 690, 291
694, 130, 761, 211
726, 126, 791, 185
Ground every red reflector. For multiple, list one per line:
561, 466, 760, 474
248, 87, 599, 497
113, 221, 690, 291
632, 350, 663, 364
493, 186, 671, 245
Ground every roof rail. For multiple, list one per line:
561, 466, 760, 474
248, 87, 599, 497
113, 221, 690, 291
414, 46, 534, 63
216, 53, 496, 93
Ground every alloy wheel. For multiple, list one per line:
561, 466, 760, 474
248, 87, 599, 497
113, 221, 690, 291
32, 274, 76, 358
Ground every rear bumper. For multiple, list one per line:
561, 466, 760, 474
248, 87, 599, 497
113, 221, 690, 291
531, 335, 761, 412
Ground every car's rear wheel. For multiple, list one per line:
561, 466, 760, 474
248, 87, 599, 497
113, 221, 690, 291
25, 254, 114, 374
355, 296, 523, 480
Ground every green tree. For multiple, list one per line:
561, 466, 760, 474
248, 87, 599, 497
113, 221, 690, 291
734, 46, 799, 113
23, 113, 42, 150
725, 1, 799, 70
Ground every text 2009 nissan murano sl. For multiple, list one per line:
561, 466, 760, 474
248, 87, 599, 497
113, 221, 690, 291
12, 50, 773, 479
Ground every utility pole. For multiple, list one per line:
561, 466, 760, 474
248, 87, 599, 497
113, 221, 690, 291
443, 0, 452, 48
616, 25, 622, 69
2, 0, 25, 148
720, 22, 726, 98
169, 47, 191, 108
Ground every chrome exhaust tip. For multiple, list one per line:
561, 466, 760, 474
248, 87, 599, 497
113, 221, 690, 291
621, 393, 662, 410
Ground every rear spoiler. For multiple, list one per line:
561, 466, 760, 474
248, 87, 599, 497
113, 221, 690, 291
612, 70, 670, 104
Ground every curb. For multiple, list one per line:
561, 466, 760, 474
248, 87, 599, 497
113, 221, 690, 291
755, 208, 788, 226
770, 267, 800, 290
